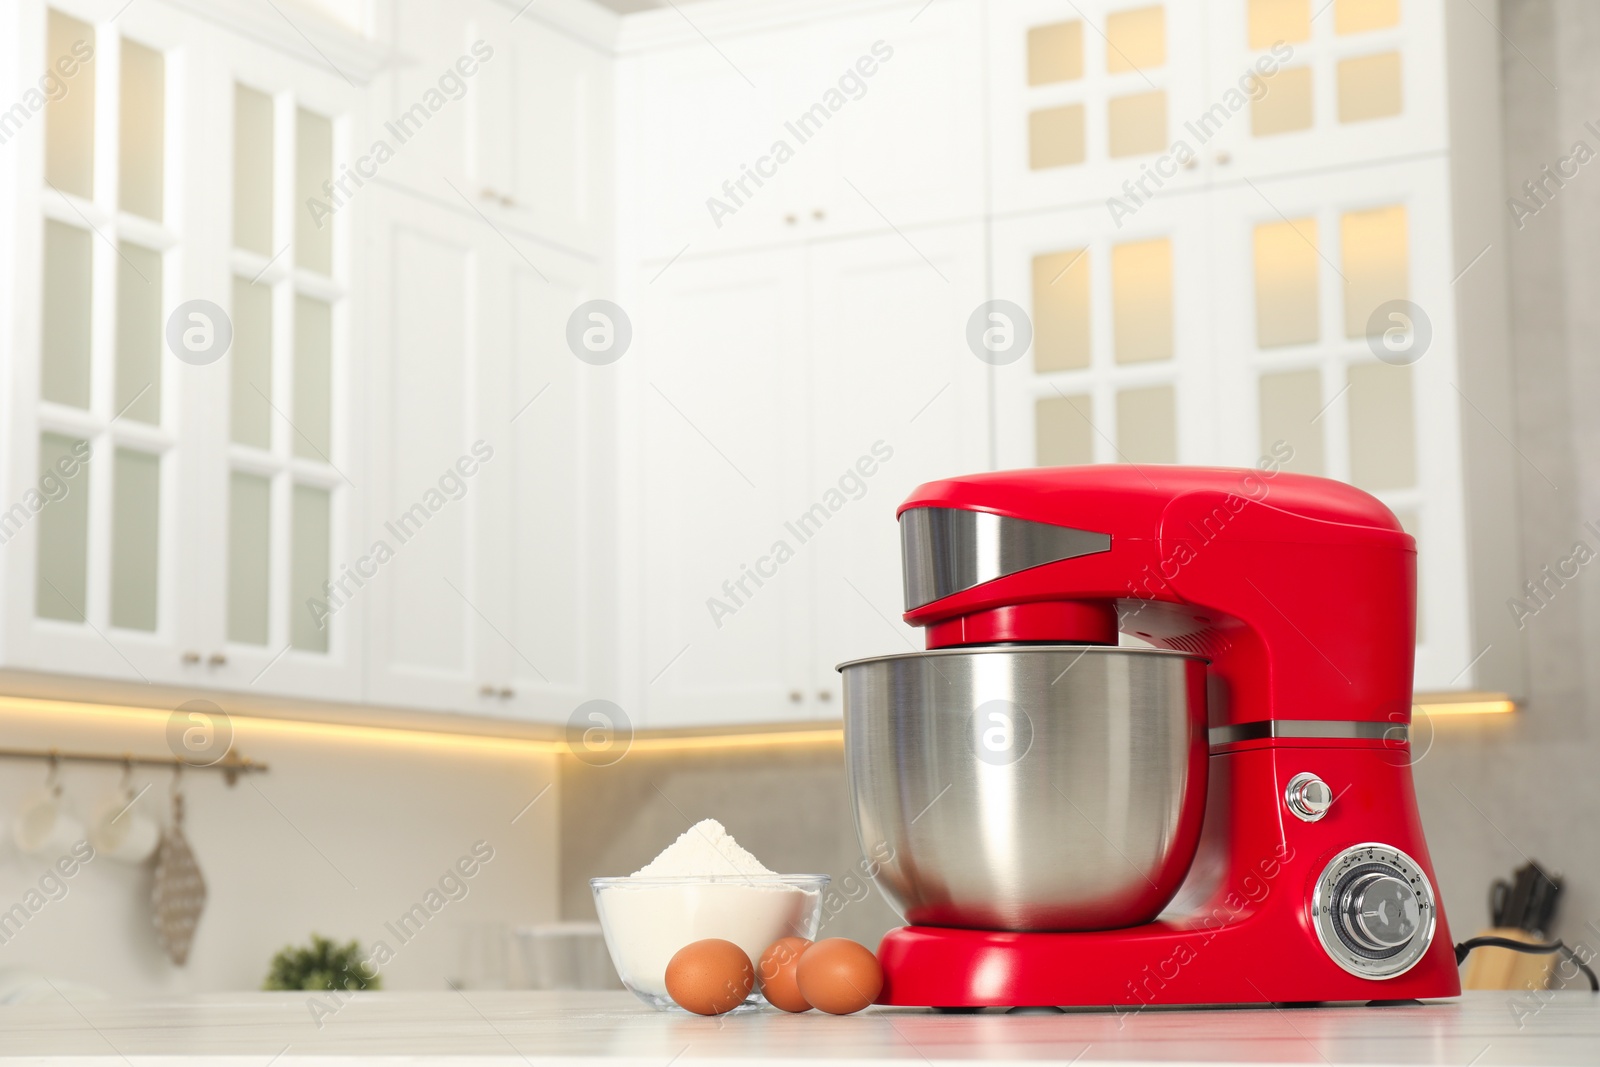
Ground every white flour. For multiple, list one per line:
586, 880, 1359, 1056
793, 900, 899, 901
597, 820, 818, 1003
631, 819, 774, 878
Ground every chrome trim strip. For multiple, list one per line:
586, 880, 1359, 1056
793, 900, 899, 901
899, 507, 1111, 611
1208, 720, 1409, 747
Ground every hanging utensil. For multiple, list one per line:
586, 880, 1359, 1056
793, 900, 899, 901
152, 766, 207, 966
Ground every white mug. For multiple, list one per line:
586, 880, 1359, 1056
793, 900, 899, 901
87, 789, 159, 863
12, 786, 85, 857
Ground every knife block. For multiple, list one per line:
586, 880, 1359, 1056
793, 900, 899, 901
1461, 928, 1553, 991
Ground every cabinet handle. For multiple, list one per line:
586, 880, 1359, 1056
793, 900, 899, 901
1215, 151, 1232, 166
208, 653, 227, 667
181, 651, 201, 665
481, 186, 515, 207
784, 214, 798, 226
1182, 156, 1198, 170
480, 685, 497, 697
498, 687, 514, 699
817, 690, 832, 702
812, 208, 826, 221
789, 690, 803, 703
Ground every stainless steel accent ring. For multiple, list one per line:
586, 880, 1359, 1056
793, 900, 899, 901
1208, 719, 1409, 748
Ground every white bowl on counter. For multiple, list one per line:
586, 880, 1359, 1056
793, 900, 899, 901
590, 874, 829, 1010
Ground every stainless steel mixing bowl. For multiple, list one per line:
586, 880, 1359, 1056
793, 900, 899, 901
840, 645, 1208, 932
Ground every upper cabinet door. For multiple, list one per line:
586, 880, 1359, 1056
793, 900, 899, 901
990, 195, 1216, 473
1203, 0, 1447, 178
191, 34, 367, 703
474, 244, 608, 725
619, 247, 811, 729
987, 0, 1212, 215
618, 32, 801, 259
620, 0, 985, 261
469, 5, 613, 256
5, 7, 201, 687
804, 224, 990, 706
362, 187, 503, 715
788, 0, 985, 239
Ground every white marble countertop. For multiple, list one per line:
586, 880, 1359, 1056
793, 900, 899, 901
0, 991, 1595, 1065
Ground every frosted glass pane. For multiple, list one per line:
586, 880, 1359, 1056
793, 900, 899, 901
119, 39, 164, 221
1036, 394, 1094, 466
1117, 385, 1176, 464
1248, 0, 1311, 48
1258, 368, 1325, 474
1338, 52, 1403, 123
1394, 508, 1423, 642
295, 109, 333, 273
1112, 238, 1172, 364
1337, 0, 1400, 34
293, 295, 332, 460
1029, 105, 1086, 169
1254, 218, 1320, 347
45, 11, 95, 199
1108, 90, 1166, 158
1252, 66, 1313, 136
1347, 362, 1415, 491
1028, 21, 1083, 85
42, 220, 93, 409
228, 472, 271, 645
1342, 204, 1408, 338
291, 484, 331, 652
231, 277, 273, 448
116, 242, 162, 424
1106, 6, 1165, 72
35, 433, 91, 622
1032, 249, 1090, 372
234, 85, 275, 255
111, 448, 160, 631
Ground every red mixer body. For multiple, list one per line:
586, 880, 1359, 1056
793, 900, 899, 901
872, 465, 1461, 1008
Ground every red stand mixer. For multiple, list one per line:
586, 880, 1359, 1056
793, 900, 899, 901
838, 465, 1461, 1009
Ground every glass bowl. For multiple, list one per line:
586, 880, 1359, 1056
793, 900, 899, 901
590, 874, 830, 1010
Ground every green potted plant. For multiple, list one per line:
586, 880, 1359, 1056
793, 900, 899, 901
263, 935, 381, 992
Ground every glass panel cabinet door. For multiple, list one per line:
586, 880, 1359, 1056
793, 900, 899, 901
211, 71, 359, 700
16, 14, 191, 684
1207, 158, 1470, 691
987, 0, 1211, 215
992, 197, 1213, 473
1204, 0, 1448, 178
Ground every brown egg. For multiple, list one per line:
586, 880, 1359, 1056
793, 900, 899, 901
796, 938, 883, 1015
665, 939, 755, 1016
757, 937, 813, 1013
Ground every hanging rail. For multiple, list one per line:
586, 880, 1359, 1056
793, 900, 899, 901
0, 746, 268, 786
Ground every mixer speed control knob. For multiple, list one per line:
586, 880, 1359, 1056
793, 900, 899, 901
1311, 844, 1437, 979
1340, 872, 1421, 951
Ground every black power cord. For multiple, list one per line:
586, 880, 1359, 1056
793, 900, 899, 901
1455, 936, 1599, 991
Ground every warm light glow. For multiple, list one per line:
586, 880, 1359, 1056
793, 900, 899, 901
1414, 694, 1516, 718
0, 695, 844, 758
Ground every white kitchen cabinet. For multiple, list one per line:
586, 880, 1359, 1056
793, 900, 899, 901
468, 2, 614, 256
0, 0, 372, 700
367, 0, 616, 257
1202, 0, 1448, 179
618, 0, 984, 262
986, 0, 1213, 217
621, 247, 813, 729
619, 224, 989, 729
361, 183, 608, 723
361, 186, 505, 715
